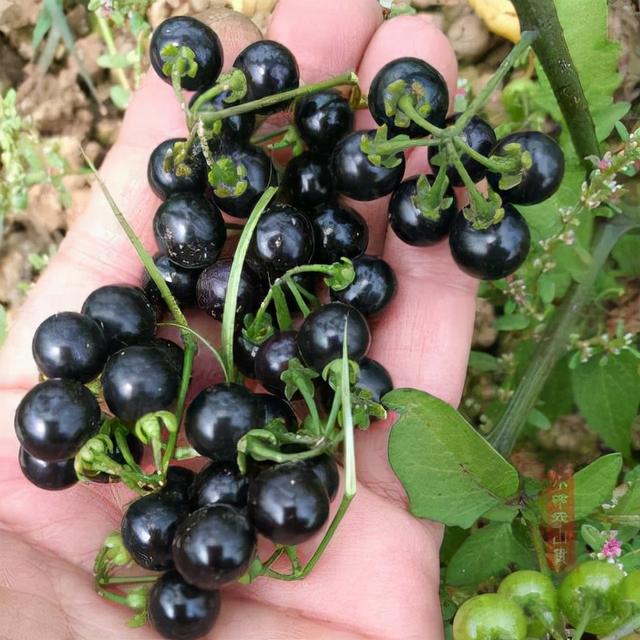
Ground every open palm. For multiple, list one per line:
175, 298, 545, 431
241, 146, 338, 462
0, 1, 477, 638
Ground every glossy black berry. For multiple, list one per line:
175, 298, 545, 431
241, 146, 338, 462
148, 138, 206, 201
150, 16, 223, 91
233, 40, 299, 115
192, 461, 249, 510
234, 333, 260, 379
173, 505, 256, 590
449, 204, 531, 280
306, 454, 339, 502
15, 379, 100, 461
186, 383, 260, 460
249, 204, 314, 277
368, 57, 449, 137
82, 285, 156, 352
282, 152, 335, 210
310, 203, 368, 264
388, 175, 456, 246
162, 466, 196, 502
147, 338, 185, 375
428, 115, 496, 186
256, 393, 297, 432
355, 357, 393, 403
154, 194, 226, 270
88, 434, 144, 484
487, 131, 565, 205
143, 254, 201, 307
332, 130, 405, 201
189, 89, 255, 143
32, 311, 107, 382
248, 462, 329, 545
254, 331, 300, 395
121, 492, 190, 571
149, 570, 221, 640
209, 144, 278, 219
196, 259, 263, 324
102, 346, 180, 424
331, 255, 396, 317
19, 447, 77, 491
294, 90, 354, 153
297, 302, 371, 372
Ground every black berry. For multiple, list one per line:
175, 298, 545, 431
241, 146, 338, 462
254, 330, 300, 395
282, 152, 335, 210
143, 254, 201, 307
294, 90, 353, 153
19, 447, 77, 491
191, 461, 249, 510
310, 203, 368, 264
147, 138, 206, 201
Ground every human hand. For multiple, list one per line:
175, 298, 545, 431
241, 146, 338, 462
0, 1, 477, 637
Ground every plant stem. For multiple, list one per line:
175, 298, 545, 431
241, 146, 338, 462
487, 217, 638, 455
221, 187, 278, 380
601, 613, 640, 640
526, 517, 551, 577
453, 137, 520, 174
201, 71, 358, 124
171, 59, 188, 116
397, 95, 443, 136
511, 0, 598, 167
95, 13, 131, 93
99, 575, 158, 586
97, 587, 130, 606
250, 125, 292, 146
451, 31, 537, 135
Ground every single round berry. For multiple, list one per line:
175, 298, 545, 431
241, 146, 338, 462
147, 338, 184, 375
19, 447, 77, 491
331, 255, 396, 317
233, 40, 299, 115
355, 357, 393, 403
310, 203, 368, 264
162, 466, 196, 502
254, 331, 300, 395
143, 254, 201, 307
248, 462, 329, 545
294, 90, 354, 153
306, 454, 339, 502
82, 285, 156, 352
154, 194, 226, 270
192, 461, 249, 510
150, 16, 223, 91
147, 138, 206, 201
196, 259, 262, 324
297, 302, 371, 371
256, 393, 297, 432
209, 143, 278, 219
332, 130, 405, 201
388, 175, 457, 246
173, 505, 256, 590
453, 593, 527, 640
282, 152, 335, 210
249, 204, 314, 277
32, 311, 107, 382
88, 434, 144, 484
487, 131, 565, 205
149, 570, 221, 640
189, 89, 255, 143
121, 492, 190, 571
186, 383, 260, 460
234, 333, 260, 379
449, 205, 531, 280
15, 379, 100, 461
102, 345, 180, 424
428, 115, 496, 186
368, 57, 449, 137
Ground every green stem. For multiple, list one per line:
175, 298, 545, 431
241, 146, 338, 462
324, 384, 342, 439
287, 280, 310, 317
526, 517, 551, 577
113, 427, 143, 474
453, 137, 520, 174
221, 187, 279, 380
601, 613, 640, 640
95, 13, 131, 93
97, 587, 130, 606
510, 1, 598, 167
98, 575, 158, 586
451, 30, 537, 135
250, 125, 292, 146
487, 217, 638, 455
201, 71, 358, 124
171, 58, 188, 115
371, 136, 440, 157
188, 84, 224, 125
397, 95, 443, 136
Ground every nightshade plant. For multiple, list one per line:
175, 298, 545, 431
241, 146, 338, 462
13, 1, 640, 639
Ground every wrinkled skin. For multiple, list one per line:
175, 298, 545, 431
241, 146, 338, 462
0, 1, 476, 638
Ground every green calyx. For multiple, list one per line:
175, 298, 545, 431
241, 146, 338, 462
268, 125, 304, 156
411, 172, 453, 221
160, 43, 198, 79
208, 156, 248, 198
383, 78, 433, 129
463, 190, 505, 230
493, 142, 533, 190
360, 125, 406, 168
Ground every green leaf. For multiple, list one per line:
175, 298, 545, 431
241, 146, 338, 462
581, 523, 608, 550
527, 408, 551, 431
494, 313, 530, 331
445, 522, 536, 588
468, 351, 500, 373
573, 453, 623, 520
32, 7, 52, 51
572, 351, 640, 455
97, 53, 131, 69
606, 481, 640, 518
538, 275, 556, 304
386, 389, 520, 528
612, 233, 640, 277
110, 85, 130, 110
538, 355, 574, 423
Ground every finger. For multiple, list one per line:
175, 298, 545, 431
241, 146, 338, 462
0, 13, 260, 392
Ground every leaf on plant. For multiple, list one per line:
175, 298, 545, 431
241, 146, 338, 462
571, 453, 623, 520
572, 351, 640, 456
386, 389, 520, 528
110, 85, 130, 110
445, 521, 535, 588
